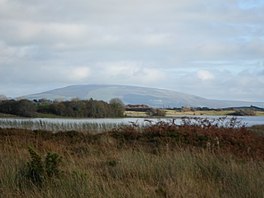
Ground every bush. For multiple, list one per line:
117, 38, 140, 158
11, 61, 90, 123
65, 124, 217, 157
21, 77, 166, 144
24, 147, 45, 186
45, 152, 62, 177
147, 108, 166, 117
17, 147, 62, 188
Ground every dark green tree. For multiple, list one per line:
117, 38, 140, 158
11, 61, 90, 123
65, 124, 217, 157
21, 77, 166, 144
109, 98, 125, 117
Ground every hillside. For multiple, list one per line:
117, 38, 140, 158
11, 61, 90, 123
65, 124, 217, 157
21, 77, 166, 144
21, 84, 264, 108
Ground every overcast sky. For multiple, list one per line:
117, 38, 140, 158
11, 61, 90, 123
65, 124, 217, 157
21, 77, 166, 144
0, 0, 264, 101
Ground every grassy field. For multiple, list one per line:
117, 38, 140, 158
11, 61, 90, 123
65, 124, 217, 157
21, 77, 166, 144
124, 110, 148, 117
0, 112, 18, 118
124, 110, 234, 118
255, 111, 264, 116
125, 110, 264, 117
165, 110, 264, 117
165, 110, 235, 116
0, 121, 263, 197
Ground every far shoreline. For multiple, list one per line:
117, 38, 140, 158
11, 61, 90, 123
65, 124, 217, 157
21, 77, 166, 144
1, 109, 264, 119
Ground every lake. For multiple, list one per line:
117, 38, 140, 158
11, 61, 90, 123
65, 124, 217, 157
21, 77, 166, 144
0, 116, 264, 132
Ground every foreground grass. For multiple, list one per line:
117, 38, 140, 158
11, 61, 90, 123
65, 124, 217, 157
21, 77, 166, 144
248, 124, 264, 136
0, 123, 264, 197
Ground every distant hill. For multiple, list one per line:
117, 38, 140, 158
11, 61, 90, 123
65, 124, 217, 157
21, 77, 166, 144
0, 95, 8, 101
21, 84, 264, 108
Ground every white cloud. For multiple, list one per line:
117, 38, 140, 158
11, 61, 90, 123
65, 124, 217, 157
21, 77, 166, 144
92, 61, 166, 85
71, 67, 91, 81
7, 21, 88, 44
197, 70, 215, 81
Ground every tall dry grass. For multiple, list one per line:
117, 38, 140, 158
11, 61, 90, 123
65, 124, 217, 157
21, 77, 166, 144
0, 119, 264, 197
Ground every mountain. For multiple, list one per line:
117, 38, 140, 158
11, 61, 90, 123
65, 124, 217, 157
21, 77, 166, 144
0, 95, 8, 100
21, 84, 264, 108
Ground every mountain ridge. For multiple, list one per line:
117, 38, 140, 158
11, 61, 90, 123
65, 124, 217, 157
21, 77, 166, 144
20, 84, 264, 108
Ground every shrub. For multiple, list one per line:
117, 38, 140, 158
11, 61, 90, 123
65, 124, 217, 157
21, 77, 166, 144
45, 152, 62, 177
25, 147, 45, 186
147, 108, 166, 117
17, 147, 62, 188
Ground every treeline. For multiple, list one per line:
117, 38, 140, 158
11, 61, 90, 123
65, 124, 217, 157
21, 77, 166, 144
0, 98, 125, 118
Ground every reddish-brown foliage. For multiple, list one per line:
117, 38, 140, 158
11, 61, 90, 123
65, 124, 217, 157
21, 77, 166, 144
108, 118, 264, 159
0, 117, 263, 160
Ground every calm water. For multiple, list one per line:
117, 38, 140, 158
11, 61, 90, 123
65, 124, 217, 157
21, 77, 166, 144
0, 116, 264, 126
28, 116, 264, 125
0, 116, 263, 132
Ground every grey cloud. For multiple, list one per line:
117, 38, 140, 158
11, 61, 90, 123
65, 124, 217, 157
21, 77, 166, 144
163, 68, 264, 101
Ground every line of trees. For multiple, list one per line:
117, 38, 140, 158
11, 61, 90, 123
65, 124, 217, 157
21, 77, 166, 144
0, 98, 125, 118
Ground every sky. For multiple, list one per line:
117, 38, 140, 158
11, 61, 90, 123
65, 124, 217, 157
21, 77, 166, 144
0, 0, 264, 101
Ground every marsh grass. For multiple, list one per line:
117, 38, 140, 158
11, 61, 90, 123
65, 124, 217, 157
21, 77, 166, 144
0, 119, 124, 133
0, 116, 247, 133
248, 125, 264, 136
0, 119, 264, 197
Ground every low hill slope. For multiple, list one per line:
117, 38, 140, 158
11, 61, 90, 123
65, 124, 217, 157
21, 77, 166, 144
21, 84, 264, 108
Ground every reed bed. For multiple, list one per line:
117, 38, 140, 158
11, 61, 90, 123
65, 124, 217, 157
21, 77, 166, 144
0, 119, 124, 133
0, 116, 246, 133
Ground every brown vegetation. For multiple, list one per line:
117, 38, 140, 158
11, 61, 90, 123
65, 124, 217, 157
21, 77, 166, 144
0, 119, 264, 197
